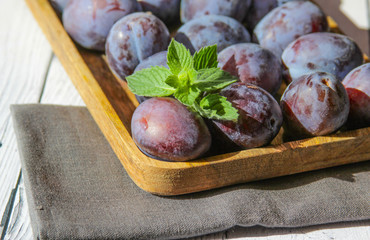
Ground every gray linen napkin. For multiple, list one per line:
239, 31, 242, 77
11, 104, 370, 240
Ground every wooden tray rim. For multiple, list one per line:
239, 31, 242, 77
26, 0, 370, 195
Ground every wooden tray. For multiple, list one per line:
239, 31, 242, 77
26, 0, 370, 196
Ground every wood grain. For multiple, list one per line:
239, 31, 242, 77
0, 0, 52, 220
2, 0, 370, 238
2, 54, 86, 240
3, 175, 33, 240
26, 0, 370, 196
40, 56, 85, 106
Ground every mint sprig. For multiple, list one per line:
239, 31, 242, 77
194, 68, 237, 92
197, 94, 239, 121
193, 45, 218, 70
167, 40, 193, 75
126, 39, 239, 122
127, 66, 175, 97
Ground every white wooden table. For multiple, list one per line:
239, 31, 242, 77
0, 0, 369, 239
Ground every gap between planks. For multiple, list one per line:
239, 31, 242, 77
37, 54, 55, 103
0, 53, 54, 239
0, 41, 54, 240
0, 53, 55, 240
0, 0, 53, 223
1, 54, 85, 239
2, 0, 370, 239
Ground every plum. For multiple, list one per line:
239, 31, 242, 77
133, 51, 168, 103
212, 83, 283, 149
280, 72, 349, 137
63, 0, 141, 51
131, 97, 211, 161
180, 0, 251, 23
253, 1, 328, 58
138, 0, 180, 24
218, 43, 282, 95
282, 32, 364, 83
244, 0, 277, 32
106, 12, 170, 80
245, 0, 306, 31
134, 51, 168, 72
342, 63, 370, 128
175, 15, 251, 52
50, 0, 69, 13
276, 0, 306, 5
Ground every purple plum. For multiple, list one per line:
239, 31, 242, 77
175, 15, 250, 52
63, 0, 141, 51
218, 43, 282, 94
280, 72, 350, 137
180, 0, 251, 23
342, 63, 370, 128
245, 0, 307, 31
282, 32, 364, 83
134, 51, 168, 72
138, 0, 180, 24
134, 51, 168, 103
253, 1, 328, 57
50, 0, 69, 13
212, 82, 283, 149
106, 12, 170, 80
131, 97, 211, 161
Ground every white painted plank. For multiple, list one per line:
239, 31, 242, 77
2, 0, 369, 239
0, 0, 52, 221
39, 55, 85, 106
340, 0, 370, 29
2, 52, 85, 240
3, 175, 33, 240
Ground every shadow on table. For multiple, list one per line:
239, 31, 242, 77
247, 160, 369, 189
170, 160, 369, 200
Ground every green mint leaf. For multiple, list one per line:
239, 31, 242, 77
127, 40, 239, 123
173, 68, 200, 106
186, 68, 198, 85
193, 45, 218, 70
167, 68, 197, 90
174, 85, 201, 107
199, 94, 239, 121
177, 68, 197, 86
167, 39, 194, 75
126, 66, 175, 97
165, 75, 180, 88
193, 68, 238, 92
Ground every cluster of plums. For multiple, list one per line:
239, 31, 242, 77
54, 0, 369, 161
